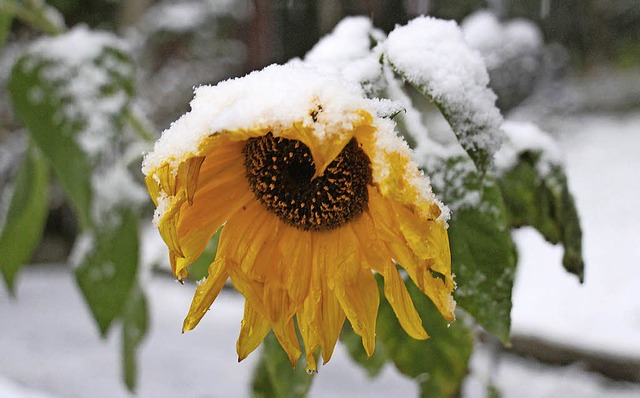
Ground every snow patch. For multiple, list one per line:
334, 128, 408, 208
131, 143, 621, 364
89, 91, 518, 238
142, 63, 371, 175
495, 120, 563, 176
384, 16, 504, 159
461, 10, 542, 70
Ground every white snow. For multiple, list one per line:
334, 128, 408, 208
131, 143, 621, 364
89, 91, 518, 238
304, 16, 385, 94
28, 26, 120, 67
494, 120, 563, 176
91, 165, 148, 227
461, 10, 542, 70
142, 63, 371, 175
511, 112, 640, 357
384, 16, 504, 159
305, 16, 377, 64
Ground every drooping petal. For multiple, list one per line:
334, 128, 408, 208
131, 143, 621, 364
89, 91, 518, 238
297, 298, 320, 372
237, 302, 271, 362
279, 226, 313, 312
350, 209, 428, 340
391, 200, 451, 276
273, 317, 302, 366
368, 188, 455, 322
328, 227, 379, 357
182, 257, 228, 332
175, 141, 252, 258
221, 201, 276, 317
311, 232, 346, 364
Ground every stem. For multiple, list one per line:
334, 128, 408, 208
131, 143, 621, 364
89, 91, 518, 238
125, 108, 156, 143
1, 0, 65, 35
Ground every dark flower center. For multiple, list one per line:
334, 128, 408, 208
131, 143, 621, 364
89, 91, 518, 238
243, 132, 372, 231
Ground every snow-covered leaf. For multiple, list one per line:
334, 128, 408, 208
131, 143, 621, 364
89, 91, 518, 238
251, 332, 313, 398
75, 210, 139, 335
8, 26, 137, 228
498, 152, 584, 281
304, 16, 385, 97
377, 274, 474, 398
429, 156, 517, 343
495, 121, 584, 281
122, 285, 149, 392
385, 16, 503, 174
0, 143, 49, 294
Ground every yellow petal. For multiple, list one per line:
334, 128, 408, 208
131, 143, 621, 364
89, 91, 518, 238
237, 302, 271, 362
144, 173, 161, 206
184, 156, 205, 205
158, 201, 186, 259
350, 212, 428, 340
272, 318, 302, 366
311, 232, 346, 364
183, 257, 228, 332
368, 188, 455, 322
218, 200, 278, 278
278, 226, 312, 309
391, 201, 451, 274
297, 302, 320, 373
173, 158, 254, 277
326, 227, 379, 357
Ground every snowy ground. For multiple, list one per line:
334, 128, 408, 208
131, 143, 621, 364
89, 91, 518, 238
1, 112, 639, 397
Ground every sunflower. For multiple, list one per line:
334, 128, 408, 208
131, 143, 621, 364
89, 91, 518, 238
142, 63, 455, 372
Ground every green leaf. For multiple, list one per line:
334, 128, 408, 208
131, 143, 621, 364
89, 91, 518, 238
497, 153, 584, 281
9, 57, 92, 228
341, 322, 387, 378
385, 58, 502, 176
122, 284, 149, 392
377, 275, 474, 398
8, 28, 137, 229
0, 5, 13, 50
75, 210, 139, 335
429, 156, 517, 343
251, 332, 314, 398
0, 142, 49, 294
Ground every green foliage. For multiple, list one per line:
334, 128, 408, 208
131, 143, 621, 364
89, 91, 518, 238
377, 275, 474, 398
428, 156, 517, 343
497, 152, 584, 281
6, 21, 148, 390
0, 143, 49, 294
9, 55, 93, 228
0, 6, 12, 50
341, 323, 387, 377
122, 285, 149, 392
75, 210, 139, 335
342, 275, 474, 397
251, 333, 314, 398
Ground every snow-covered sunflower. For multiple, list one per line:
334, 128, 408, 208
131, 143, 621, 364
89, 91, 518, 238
142, 63, 455, 372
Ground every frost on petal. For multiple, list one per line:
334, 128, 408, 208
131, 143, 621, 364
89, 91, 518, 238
384, 16, 504, 173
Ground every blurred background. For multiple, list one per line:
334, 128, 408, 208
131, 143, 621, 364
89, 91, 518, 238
1, 0, 639, 397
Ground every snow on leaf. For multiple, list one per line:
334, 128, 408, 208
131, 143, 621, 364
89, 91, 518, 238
9, 25, 146, 228
304, 16, 385, 96
384, 16, 504, 174
495, 121, 584, 281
